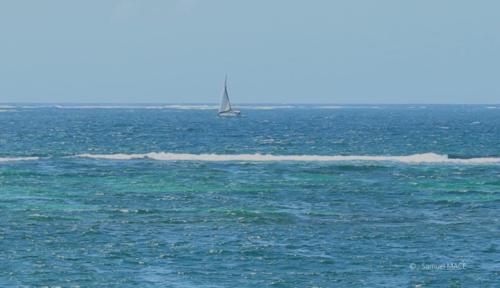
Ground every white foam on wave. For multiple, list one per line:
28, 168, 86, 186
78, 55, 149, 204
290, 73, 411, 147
159, 105, 218, 110
76, 152, 500, 164
314, 105, 383, 109
0, 105, 16, 112
53, 104, 219, 110
19, 105, 54, 109
240, 105, 296, 110
0, 157, 39, 162
55, 105, 158, 109
51, 104, 346, 110
314, 105, 345, 109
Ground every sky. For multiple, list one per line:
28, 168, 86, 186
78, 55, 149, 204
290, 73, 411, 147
0, 0, 499, 104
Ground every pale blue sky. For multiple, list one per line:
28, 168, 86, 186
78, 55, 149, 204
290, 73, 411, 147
0, 0, 499, 103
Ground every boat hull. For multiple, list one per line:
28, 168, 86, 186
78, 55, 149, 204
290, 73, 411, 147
218, 110, 241, 117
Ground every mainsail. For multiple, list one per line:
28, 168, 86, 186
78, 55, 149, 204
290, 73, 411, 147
219, 76, 232, 113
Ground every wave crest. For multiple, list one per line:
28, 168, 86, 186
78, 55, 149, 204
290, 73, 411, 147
76, 152, 500, 164
0, 157, 39, 162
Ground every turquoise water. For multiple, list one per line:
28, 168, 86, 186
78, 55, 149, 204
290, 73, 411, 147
0, 105, 499, 287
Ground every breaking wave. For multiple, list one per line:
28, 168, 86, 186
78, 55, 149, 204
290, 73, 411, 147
53, 104, 292, 110
76, 152, 500, 164
54, 105, 218, 110
0, 157, 39, 162
240, 105, 296, 110
48, 105, 218, 110
0, 105, 16, 112
158, 105, 218, 110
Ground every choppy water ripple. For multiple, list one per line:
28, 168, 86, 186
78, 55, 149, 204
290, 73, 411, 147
0, 106, 499, 287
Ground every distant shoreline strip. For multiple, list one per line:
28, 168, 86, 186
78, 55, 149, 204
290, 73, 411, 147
76, 152, 500, 164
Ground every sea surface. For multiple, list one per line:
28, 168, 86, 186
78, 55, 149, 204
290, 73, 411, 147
0, 104, 499, 287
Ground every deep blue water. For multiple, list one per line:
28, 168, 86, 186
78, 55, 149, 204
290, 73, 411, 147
0, 105, 499, 287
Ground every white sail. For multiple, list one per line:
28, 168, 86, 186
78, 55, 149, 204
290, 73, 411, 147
219, 77, 232, 113
217, 76, 241, 117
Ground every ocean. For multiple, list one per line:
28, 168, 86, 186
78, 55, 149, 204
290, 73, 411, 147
0, 104, 499, 287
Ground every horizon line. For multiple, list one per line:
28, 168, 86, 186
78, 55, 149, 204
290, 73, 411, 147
1, 102, 499, 105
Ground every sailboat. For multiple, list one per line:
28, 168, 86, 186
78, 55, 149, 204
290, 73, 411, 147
218, 76, 241, 117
